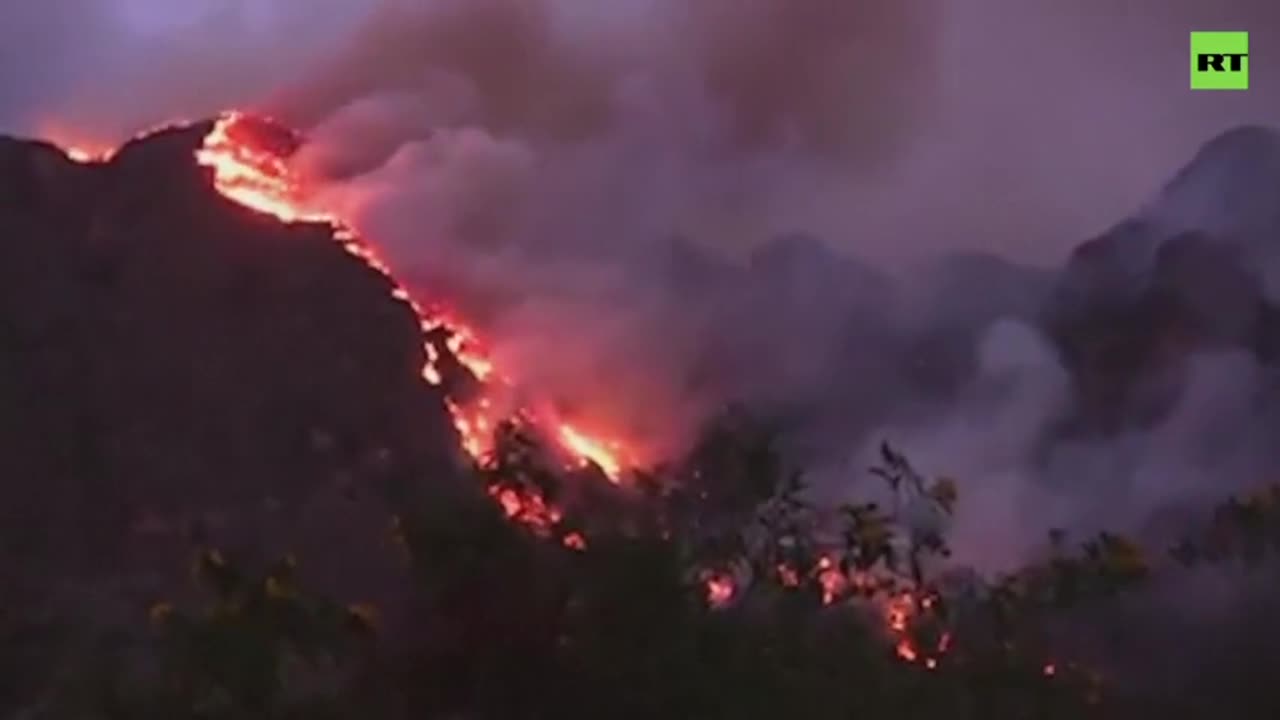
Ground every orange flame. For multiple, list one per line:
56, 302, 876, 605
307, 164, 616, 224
39, 125, 117, 164
488, 485, 563, 532
558, 423, 625, 481
190, 111, 634, 530
815, 555, 846, 605
882, 591, 951, 669
776, 555, 953, 668
895, 640, 919, 663
703, 572, 736, 607
195, 111, 330, 224
63, 145, 114, 164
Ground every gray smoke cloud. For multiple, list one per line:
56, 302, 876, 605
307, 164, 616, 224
5, 0, 1280, 570
4, 1, 1278, 259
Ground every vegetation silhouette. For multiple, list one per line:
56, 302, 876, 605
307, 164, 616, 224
38, 406, 1280, 719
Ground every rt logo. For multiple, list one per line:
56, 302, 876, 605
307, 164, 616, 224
1191, 31, 1249, 90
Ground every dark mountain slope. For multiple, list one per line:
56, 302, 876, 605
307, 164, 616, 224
1044, 125, 1280, 433
0, 124, 462, 607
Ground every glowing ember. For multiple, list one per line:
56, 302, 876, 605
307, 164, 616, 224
895, 640, 918, 662
188, 111, 636, 532
703, 572, 736, 607
886, 593, 912, 633
63, 145, 113, 164
447, 398, 500, 461
815, 556, 846, 605
772, 555, 955, 668
777, 563, 801, 588
488, 485, 563, 532
881, 591, 951, 668
563, 532, 587, 551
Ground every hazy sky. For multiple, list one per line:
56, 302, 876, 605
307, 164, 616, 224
2, 1, 1278, 264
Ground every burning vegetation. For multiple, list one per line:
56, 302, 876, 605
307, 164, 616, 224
18, 111, 1280, 719
191, 112, 633, 528
187, 111, 981, 665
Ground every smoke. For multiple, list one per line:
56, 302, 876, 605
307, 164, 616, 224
248, 0, 944, 460
6, 0, 1280, 561
4, 0, 1279, 256
864, 337, 1280, 570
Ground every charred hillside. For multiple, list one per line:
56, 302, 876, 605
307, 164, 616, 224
0, 123, 462, 601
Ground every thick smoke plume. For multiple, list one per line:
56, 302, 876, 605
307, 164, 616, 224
5, 0, 1280, 569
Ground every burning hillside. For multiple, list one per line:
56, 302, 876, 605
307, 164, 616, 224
27, 109, 959, 669
197, 112, 653, 547
182, 112, 950, 665
8, 101, 1280, 716
87, 111, 634, 536
195, 112, 980, 666
7, 1, 1280, 715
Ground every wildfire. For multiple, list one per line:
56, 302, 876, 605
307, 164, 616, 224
191, 111, 632, 528
34, 111, 1078, 685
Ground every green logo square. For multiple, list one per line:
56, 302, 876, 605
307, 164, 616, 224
1191, 31, 1249, 90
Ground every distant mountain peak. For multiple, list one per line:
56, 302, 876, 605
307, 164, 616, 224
1143, 124, 1280, 240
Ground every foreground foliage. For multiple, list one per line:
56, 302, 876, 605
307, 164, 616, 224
21, 410, 1280, 719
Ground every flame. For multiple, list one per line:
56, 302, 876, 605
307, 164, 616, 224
195, 112, 331, 224
558, 423, 625, 481
886, 593, 912, 633
778, 555, 954, 668
895, 640, 919, 663
40, 125, 116, 164
882, 591, 951, 669
488, 485, 562, 532
703, 572, 736, 607
782, 553, 954, 669
63, 145, 114, 164
188, 111, 633, 530
815, 555, 846, 605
